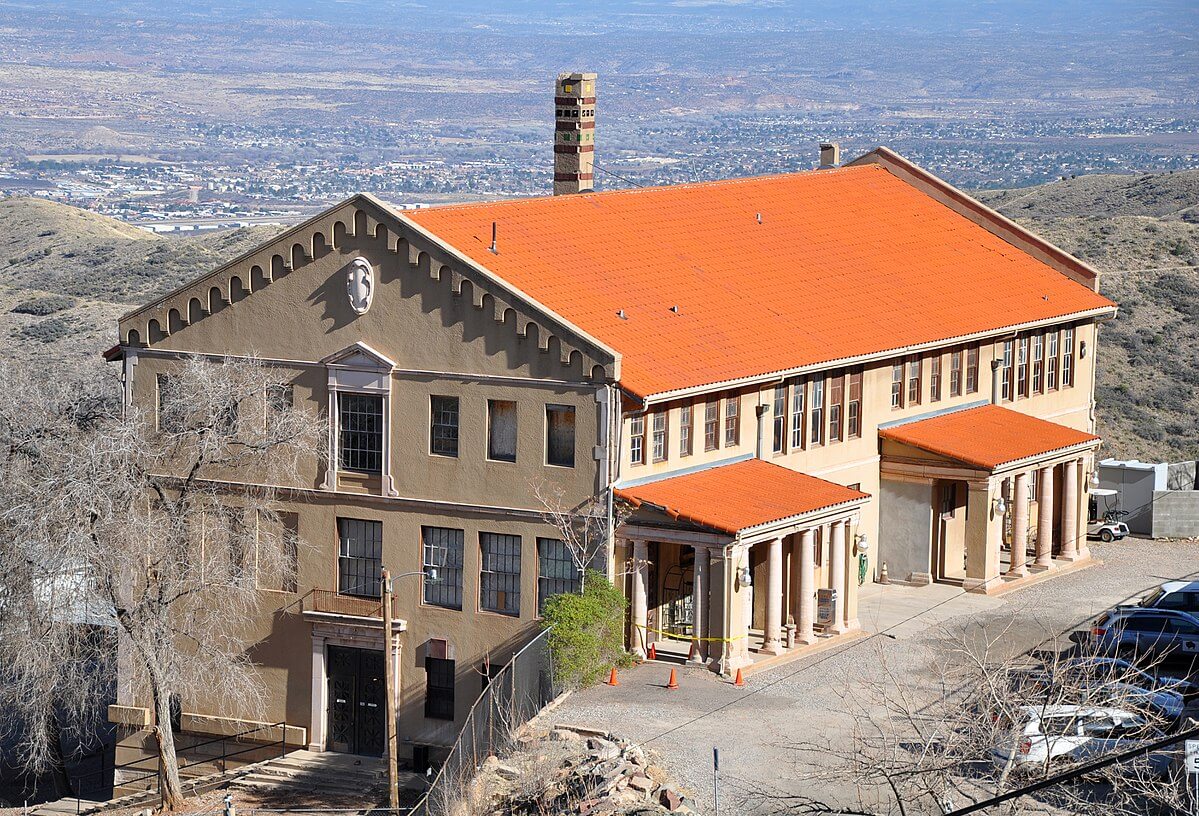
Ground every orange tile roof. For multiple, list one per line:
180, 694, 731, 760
878, 404, 1100, 470
614, 459, 868, 535
406, 164, 1114, 399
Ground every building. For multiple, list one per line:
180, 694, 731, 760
106, 146, 1116, 765
553, 72, 596, 195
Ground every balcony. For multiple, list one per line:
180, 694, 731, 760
301, 589, 403, 627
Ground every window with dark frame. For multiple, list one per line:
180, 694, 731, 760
338, 393, 384, 474
1047, 331, 1059, 390
1032, 333, 1045, 394
949, 349, 963, 397
546, 405, 576, 467
966, 345, 980, 394
704, 400, 720, 451
790, 379, 805, 450
847, 370, 862, 439
430, 396, 459, 458
480, 532, 521, 616
723, 395, 740, 447
772, 385, 786, 454
337, 517, 382, 598
1000, 341, 1013, 400
487, 400, 517, 462
906, 357, 921, 406
422, 526, 464, 610
630, 415, 646, 465
929, 354, 942, 402
424, 657, 455, 720
1062, 327, 1075, 387
679, 404, 693, 457
1016, 335, 1030, 398
890, 363, 903, 409
828, 374, 843, 443
651, 411, 668, 462
537, 537, 579, 612
809, 378, 824, 445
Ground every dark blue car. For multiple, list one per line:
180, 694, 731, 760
1083, 607, 1199, 666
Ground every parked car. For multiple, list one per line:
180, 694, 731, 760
1058, 655, 1199, 699
1005, 666, 1185, 724
1079, 607, 1199, 665
1140, 581, 1199, 615
992, 705, 1173, 775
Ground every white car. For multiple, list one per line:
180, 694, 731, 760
991, 705, 1171, 774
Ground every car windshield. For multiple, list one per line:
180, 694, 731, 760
1141, 588, 1166, 607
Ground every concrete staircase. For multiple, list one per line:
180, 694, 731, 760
228, 750, 396, 799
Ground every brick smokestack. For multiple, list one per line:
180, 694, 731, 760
553, 72, 596, 195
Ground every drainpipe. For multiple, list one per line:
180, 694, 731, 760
990, 359, 1002, 405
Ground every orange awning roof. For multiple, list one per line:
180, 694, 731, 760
407, 163, 1115, 399
615, 459, 868, 535
878, 404, 1100, 470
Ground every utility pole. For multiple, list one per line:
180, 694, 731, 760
381, 569, 398, 810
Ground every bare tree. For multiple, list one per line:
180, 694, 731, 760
532, 481, 626, 593
0, 355, 325, 809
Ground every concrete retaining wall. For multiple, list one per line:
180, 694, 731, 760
1151, 490, 1199, 539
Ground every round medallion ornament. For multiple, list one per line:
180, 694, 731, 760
346, 258, 374, 315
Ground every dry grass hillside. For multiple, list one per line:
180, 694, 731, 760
1, 172, 1196, 461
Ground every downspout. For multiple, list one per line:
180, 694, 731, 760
755, 404, 769, 459
990, 359, 1002, 405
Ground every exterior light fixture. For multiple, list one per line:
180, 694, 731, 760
1080, 340, 1088, 359
426, 566, 439, 583
1089, 471, 1100, 489
854, 533, 870, 553
993, 496, 1008, 516
737, 564, 752, 587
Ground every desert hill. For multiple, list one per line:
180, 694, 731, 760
1, 173, 1196, 461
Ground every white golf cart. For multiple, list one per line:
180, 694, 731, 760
1088, 488, 1130, 542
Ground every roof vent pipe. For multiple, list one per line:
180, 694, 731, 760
990, 359, 1002, 405
489, 222, 498, 254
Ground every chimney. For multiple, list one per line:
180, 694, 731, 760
819, 142, 841, 169
553, 72, 597, 195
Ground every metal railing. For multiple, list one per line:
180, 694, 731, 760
412, 626, 562, 816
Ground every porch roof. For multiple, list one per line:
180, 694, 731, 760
878, 404, 1100, 471
614, 459, 869, 535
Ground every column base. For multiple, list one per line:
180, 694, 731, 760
722, 652, 753, 675
828, 623, 850, 635
843, 618, 861, 632
1029, 562, 1053, 573
760, 639, 784, 656
795, 631, 817, 646
307, 742, 325, 752
963, 576, 999, 594
1057, 551, 1084, 562
688, 644, 707, 664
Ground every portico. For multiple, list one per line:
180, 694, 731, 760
614, 459, 869, 674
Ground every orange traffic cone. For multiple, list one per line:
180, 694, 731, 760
666, 668, 679, 690
733, 668, 746, 688
687, 641, 698, 661
647, 642, 657, 661
605, 667, 620, 687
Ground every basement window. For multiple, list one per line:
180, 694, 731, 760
425, 657, 455, 721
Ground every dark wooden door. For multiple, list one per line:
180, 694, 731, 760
327, 645, 385, 756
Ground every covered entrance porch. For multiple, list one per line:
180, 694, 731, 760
615, 459, 870, 675
877, 404, 1102, 593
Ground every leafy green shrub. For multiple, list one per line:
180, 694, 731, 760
540, 569, 632, 689
11, 295, 77, 316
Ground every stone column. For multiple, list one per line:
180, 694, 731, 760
631, 539, 649, 658
1007, 472, 1030, 577
308, 635, 327, 751
829, 520, 848, 634
964, 480, 1003, 592
762, 537, 784, 654
797, 528, 816, 644
691, 544, 709, 662
1061, 458, 1081, 561
1034, 465, 1055, 569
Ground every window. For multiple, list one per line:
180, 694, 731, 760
906, 357, 921, 406
266, 384, 293, 413
157, 373, 182, 433
1016, 336, 1030, 398
537, 537, 580, 611
847, 370, 862, 439
891, 363, 903, 409
425, 657, 455, 720
1062, 327, 1075, 387
546, 405, 575, 467
704, 400, 720, 451
949, 349, 963, 397
337, 518, 382, 598
810, 379, 824, 445
430, 396, 459, 458
480, 533, 521, 616
929, 355, 942, 402
651, 411, 668, 462
1000, 341, 1013, 400
630, 415, 646, 466
771, 385, 786, 454
724, 396, 740, 447
422, 526, 464, 610
966, 346, 980, 394
679, 404, 693, 457
790, 379, 805, 449
339, 393, 384, 474
1032, 334, 1044, 394
1047, 331, 1059, 390
487, 400, 517, 462
828, 375, 843, 443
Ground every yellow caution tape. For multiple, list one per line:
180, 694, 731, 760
632, 623, 746, 643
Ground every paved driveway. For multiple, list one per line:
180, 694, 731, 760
543, 539, 1199, 815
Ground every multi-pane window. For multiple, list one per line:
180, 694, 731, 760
828, 375, 843, 443
430, 396, 459, 457
537, 537, 580, 611
891, 363, 903, 409
704, 400, 720, 451
630, 415, 646, 465
771, 385, 787, 454
1000, 341, 1014, 400
337, 517, 382, 598
790, 379, 805, 449
929, 355, 942, 402
425, 657, 455, 720
546, 405, 575, 467
679, 404, 693, 457
480, 533, 521, 616
908, 357, 922, 406
723, 396, 740, 447
256, 511, 298, 593
651, 411, 668, 462
1047, 331, 1059, 390
422, 526, 464, 610
949, 350, 962, 397
809, 379, 824, 446
339, 393, 384, 474
1062, 327, 1075, 387
1016, 336, 1030, 398
487, 400, 517, 462
1033, 334, 1045, 393
966, 346, 980, 394
847, 370, 862, 439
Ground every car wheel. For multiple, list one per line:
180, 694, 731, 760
1100, 529, 1114, 542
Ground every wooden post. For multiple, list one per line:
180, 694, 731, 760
381, 569, 398, 810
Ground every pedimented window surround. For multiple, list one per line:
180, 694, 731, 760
321, 343, 398, 497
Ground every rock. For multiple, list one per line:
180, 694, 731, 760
552, 727, 582, 742
587, 737, 620, 761
628, 774, 654, 793
659, 787, 685, 811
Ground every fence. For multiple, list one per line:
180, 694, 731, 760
413, 626, 562, 816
